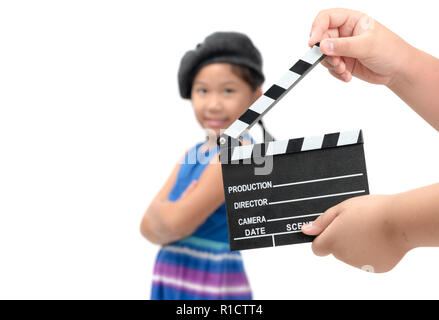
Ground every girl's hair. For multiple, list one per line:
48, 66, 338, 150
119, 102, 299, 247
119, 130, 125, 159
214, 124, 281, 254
178, 32, 274, 141
178, 32, 265, 99
229, 64, 264, 91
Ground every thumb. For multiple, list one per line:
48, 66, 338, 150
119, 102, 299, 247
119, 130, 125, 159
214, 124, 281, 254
301, 205, 341, 236
320, 35, 370, 59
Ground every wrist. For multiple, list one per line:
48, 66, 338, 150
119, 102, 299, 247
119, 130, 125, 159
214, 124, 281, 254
386, 193, 416, 253
387, 41, 419, 92
388, 191, 426, 252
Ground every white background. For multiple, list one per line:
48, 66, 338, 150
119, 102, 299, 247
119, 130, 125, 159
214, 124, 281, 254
1, 0, 438, 299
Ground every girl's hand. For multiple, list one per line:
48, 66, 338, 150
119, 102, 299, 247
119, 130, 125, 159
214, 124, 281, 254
180, 180, 198, 199
302, 195, 410, 273
309, 8, 413, 86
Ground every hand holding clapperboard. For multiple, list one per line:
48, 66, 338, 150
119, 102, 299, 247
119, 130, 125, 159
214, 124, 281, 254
218, 43, 370, 251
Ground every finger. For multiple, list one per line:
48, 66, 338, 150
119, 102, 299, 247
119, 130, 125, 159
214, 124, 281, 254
308, 206, 344, 257
325, 56, 341, 67
329, 58, 346, 74
311, 229, 334, 257
339, 14, 376, 38
309, 8, 363, 46
328, 68, 352, 82
340, 70, 352, 82
334, 61, 346, 75
320, 58, 351, 81
320, 34, 371, 59
301, 205, 341, 236
322, 60, 347, 78
181, 180, 198, 198
320, 59, 332, 70
187, 180, 198, 192
315, 28, 340, 47
322, 65, 343, 80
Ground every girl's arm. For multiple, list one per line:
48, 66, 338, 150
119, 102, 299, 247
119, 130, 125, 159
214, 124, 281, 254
140, 157, 183, 244
140, 153, 225, 245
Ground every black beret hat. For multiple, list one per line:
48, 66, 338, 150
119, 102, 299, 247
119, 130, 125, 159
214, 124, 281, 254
178, 31, 265, 99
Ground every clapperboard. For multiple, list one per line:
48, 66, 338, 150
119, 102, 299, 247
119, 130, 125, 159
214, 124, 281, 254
218, 44, 370, 251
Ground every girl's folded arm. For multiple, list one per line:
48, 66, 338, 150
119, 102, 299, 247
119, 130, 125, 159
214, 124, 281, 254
165, 141, 253, 241
140, 156, 183, 244
142, 153, 225, 245
142, 139, 251, 245
167, 154, 225, 239
140, 150, 226, 245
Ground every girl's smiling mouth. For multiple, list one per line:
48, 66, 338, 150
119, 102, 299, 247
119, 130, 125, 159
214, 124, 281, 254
205, 118, 229, 128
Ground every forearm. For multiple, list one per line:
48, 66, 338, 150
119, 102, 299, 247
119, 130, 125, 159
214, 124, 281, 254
141, 200, 189, 245
388, 45, 439, 131
141, 198, 215, 245
140, 215, 169, 245
141, 156, 225, 245
392, 183, 439, 250
147, 162, 225, 243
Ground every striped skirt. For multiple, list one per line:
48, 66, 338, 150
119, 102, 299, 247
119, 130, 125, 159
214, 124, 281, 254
150, 236, 252, 300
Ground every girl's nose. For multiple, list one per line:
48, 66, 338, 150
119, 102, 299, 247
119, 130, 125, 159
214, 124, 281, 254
206, 95, 223, 112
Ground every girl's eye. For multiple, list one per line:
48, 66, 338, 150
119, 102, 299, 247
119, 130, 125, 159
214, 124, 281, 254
224, 88, 234, 94
197, 88, 207, 94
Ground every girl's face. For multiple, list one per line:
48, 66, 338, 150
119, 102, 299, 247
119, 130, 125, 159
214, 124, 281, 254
191, 63, 262, 137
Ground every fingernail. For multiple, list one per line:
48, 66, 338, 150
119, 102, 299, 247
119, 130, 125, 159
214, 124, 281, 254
302, 222, 314, 232
322, 39, 335, 53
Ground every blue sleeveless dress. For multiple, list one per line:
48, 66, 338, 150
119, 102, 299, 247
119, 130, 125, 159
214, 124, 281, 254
151, 139, 253, 300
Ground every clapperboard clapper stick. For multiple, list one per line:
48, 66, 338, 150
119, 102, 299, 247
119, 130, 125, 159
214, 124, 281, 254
217, 43, 370, 251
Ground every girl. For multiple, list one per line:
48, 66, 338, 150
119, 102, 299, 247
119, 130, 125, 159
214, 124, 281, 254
140, 32, 268, 299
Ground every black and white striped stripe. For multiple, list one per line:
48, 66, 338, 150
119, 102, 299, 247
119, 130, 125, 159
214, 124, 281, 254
230, 130, 363, 161
221, 44, 325, 141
